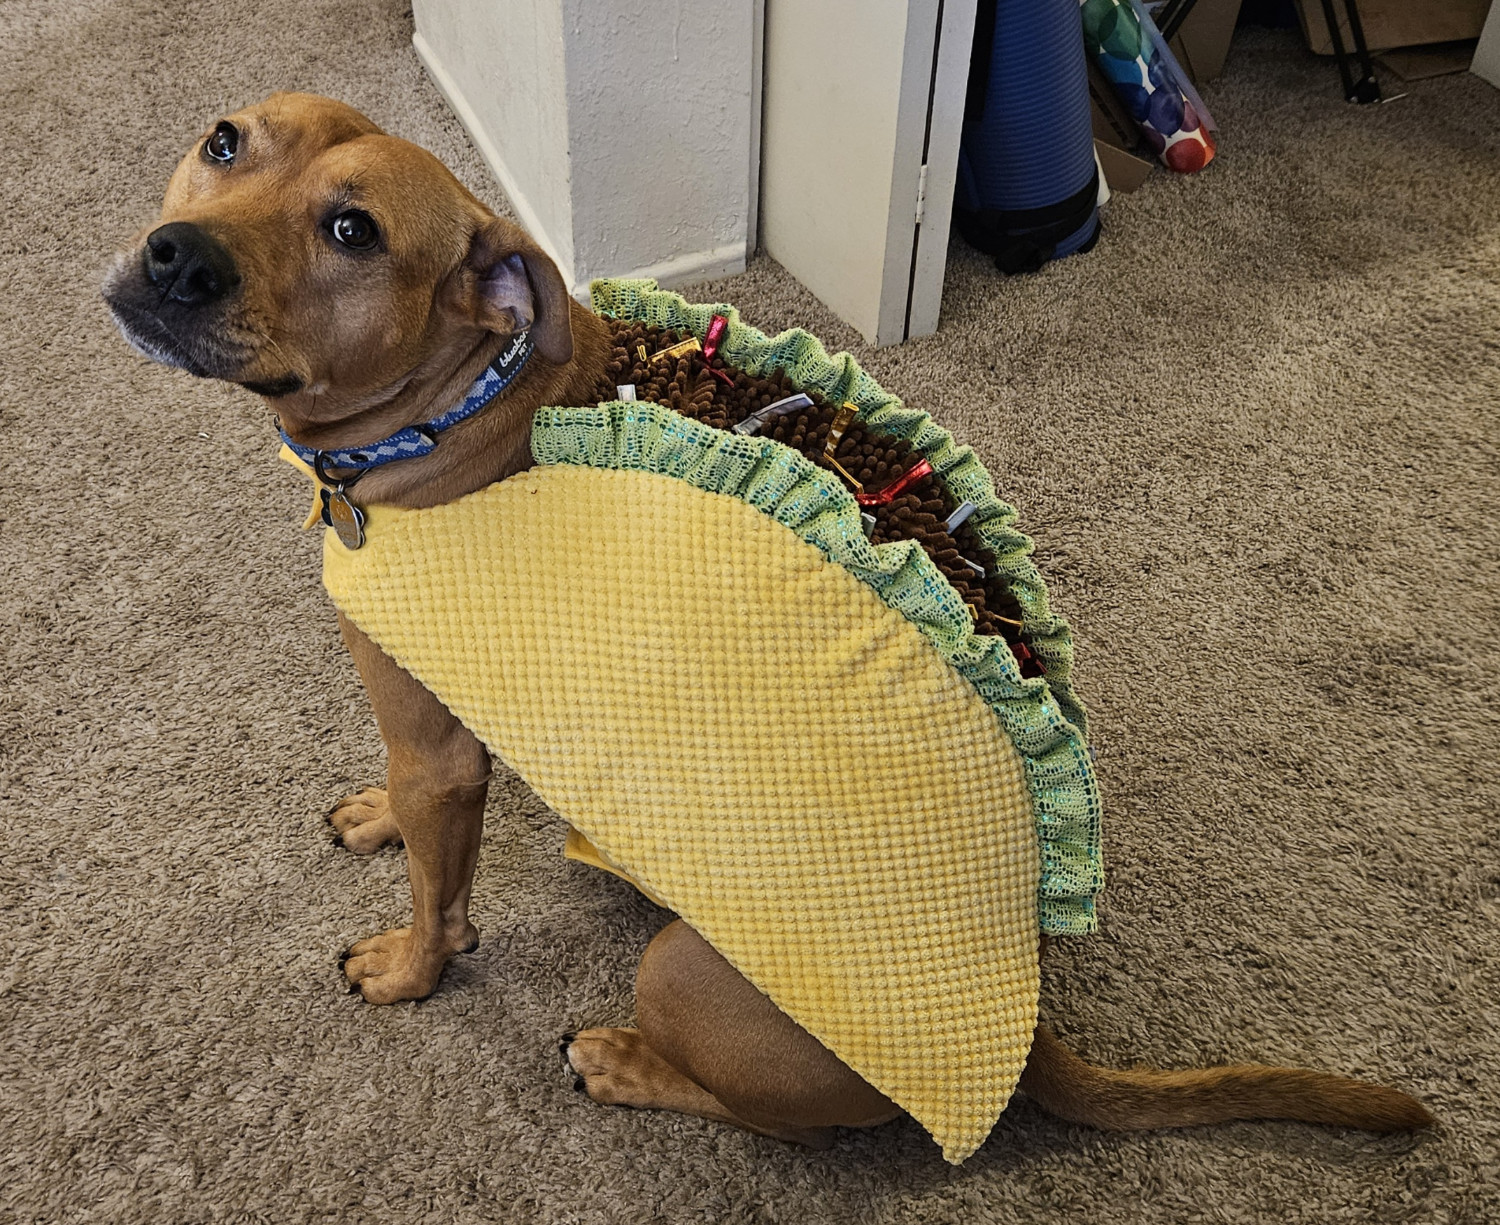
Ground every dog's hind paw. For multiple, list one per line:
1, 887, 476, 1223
327, 787, 403, 854
563, 1027, 837, 1148
565, 1028, 677, 1109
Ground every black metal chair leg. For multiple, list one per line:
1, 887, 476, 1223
1316, 0, 1382, 103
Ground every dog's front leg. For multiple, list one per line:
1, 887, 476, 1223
336, 612, 490, 1004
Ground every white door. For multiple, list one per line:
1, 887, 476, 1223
759, 0, 978, 346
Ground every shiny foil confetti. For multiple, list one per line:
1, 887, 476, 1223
855, 457, 934, 507
651, 336, 702, 362
702, 314, 729, 361
823, 403, 864, 492
732, 392, 813, 435
824, 402, 859, 459
945, 501, 977, 533
698, 314, 736, 387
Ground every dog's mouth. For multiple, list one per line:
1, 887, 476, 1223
104, 295, 216, 377
101, 251, 304, 396
236, 372, 306, 397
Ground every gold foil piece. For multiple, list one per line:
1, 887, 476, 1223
651, 336, 703, 362
825, 402, 859, 459
828, 456, 864, 493
822, 402, 864, 492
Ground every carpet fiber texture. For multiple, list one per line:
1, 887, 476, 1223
2, 4, 1497, 1222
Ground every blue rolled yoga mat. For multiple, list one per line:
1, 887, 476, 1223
954, 0, 1100, 274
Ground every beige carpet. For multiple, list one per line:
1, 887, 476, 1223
3, 3, 1498, 1222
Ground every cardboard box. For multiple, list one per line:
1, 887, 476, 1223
1166, 0, 1243, 83
1473, 1, 1500, 88
1293, 0, 1490, 56
1095, 138, 1154, 192
1377, 41, 1476, 80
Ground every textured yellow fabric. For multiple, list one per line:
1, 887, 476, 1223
563, 825, 670, 909
321, 464, 1040, 1163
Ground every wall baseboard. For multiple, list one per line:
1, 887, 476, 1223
414, 32, 746, 300
616, 243, 747, 294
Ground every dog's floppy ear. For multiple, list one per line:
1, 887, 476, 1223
449, 217, 574, 364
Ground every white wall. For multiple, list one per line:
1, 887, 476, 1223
412, 0, 576, 276
413, 0, 755, 296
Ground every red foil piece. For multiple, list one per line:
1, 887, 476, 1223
1011, 641, 1045, 677
703, 313, 729, 361
702, 314, 734, 385
854, 457, 933, 507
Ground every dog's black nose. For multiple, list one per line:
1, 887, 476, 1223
143, 222, 240, 306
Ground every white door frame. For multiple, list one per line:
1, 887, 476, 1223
758, 0, 978, 346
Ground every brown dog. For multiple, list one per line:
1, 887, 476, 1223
103, 92, 1433, 1151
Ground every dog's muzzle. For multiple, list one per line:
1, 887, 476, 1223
102, 221, 263, 381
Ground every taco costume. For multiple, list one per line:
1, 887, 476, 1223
286, 279, 1103, 1163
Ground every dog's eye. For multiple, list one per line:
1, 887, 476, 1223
331, 210, 379, 251
204, 122, 238, 164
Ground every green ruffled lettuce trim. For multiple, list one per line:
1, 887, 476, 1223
529, 278, 1101, 936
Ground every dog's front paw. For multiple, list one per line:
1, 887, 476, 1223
327, 787, 402, 854
341, 924, 475, 1004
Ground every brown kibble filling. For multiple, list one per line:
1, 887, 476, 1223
589, 318, 1040, 675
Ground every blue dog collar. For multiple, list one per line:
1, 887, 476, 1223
279, 330, 535, 474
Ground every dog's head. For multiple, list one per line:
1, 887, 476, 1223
103, 92, 573, 418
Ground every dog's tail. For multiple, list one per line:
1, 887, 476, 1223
1018, 1024, 1434, 1132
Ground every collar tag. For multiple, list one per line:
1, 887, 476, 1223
321, 486, 367, 550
